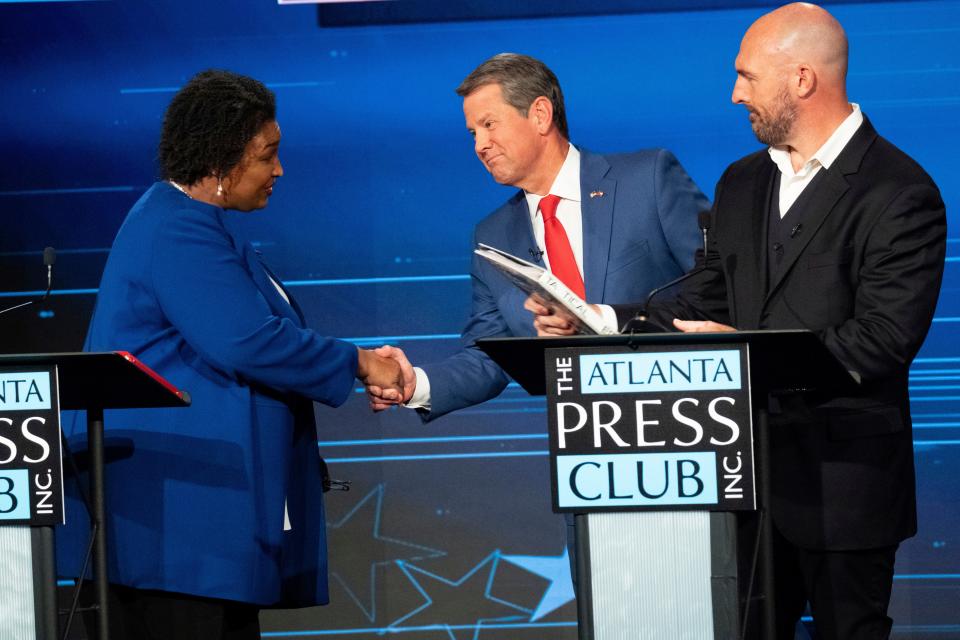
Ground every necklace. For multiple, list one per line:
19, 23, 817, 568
168, 180, 193, 199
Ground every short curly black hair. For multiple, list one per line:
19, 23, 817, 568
158, 70, 276, 185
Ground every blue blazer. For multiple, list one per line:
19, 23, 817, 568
420, 148, 709, 420
57, 182, 358, 606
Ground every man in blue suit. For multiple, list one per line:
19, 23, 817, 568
371, 53, 708, 419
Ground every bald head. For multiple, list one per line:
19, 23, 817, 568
745, 3, 848, 86
732, 3, 853, 152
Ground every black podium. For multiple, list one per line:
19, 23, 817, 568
0, 351, 190, 640
480, 329, 856, 639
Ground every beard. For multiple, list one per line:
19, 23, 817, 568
750, 85, 797, 146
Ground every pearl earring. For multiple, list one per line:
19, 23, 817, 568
217, 179, 223, 197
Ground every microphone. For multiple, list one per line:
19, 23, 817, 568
0, 247, 56, 316
698, 210, 711, 256
528, 247, 544, 261
621, 213, 711, 333
43, 246, 55, 297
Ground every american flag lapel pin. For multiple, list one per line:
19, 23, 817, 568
589, 190, 605, 198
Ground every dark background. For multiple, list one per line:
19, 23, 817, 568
1, 0, 958, 637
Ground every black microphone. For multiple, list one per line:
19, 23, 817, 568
621, 213, 711, 333
0, 247, 56, 316
528, 247, 544, 261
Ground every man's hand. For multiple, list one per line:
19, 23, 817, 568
365, 345, 416, 412
525, 294, 595, 336
672, 319, 736, 333
356, 348, 404, 408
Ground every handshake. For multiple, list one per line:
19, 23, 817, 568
355, 346, 416, 412
354, 296, 736, 416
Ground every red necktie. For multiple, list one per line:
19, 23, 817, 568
539, 194, 586, 299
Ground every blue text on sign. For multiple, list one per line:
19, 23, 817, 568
0, 469, 31, 520
556, 452, 718, 508
0, 372, 51, 410
580, 350, 741, 394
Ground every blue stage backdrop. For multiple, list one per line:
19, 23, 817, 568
1, 1, 958, 638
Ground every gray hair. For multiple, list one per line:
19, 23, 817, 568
456, 53, 569, 140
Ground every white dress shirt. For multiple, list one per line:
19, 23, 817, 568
265, 271, 294, 530
768, 103, 863, 216
526, 145, 584, 276
597, 103, 865, 328
268, 273, 290, 305
408, 144, 612, 410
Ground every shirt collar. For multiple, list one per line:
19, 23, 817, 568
768, 103, 863, 178
526, 144, 581, 216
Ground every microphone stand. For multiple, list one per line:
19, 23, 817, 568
0, 247, 56, 316
620, 211, 712, 334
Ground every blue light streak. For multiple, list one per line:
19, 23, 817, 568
261, 621, 577, 637
285, 274, 469, 287
0, 185, 135, 196
0, 288, 98, 299
318, 433, 546, 447
345, 333, 459, 346
325, 451, 549, 464
459, 407, 547, 415
121, 81, 333, 95
320, 439, 960, 463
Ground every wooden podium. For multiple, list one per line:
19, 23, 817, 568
480, 329, 856, 639
0, 352, 189, 640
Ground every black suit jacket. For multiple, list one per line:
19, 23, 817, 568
617, 118, 946, 550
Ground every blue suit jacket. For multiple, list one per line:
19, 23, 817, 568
57, 182, 358, 606
420, 148, 709, 420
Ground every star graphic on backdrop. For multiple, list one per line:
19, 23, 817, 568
390, 551, 531, 640
326, 484, 445, 622
501, 549, 575, 620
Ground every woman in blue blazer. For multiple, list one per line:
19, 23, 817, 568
57, 70, 403, 639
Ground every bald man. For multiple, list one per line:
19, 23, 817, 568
529, 3, 946, 638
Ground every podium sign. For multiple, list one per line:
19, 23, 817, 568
481, 331, 857, 639
546, 345, 755, 513
0, 365, 64, 526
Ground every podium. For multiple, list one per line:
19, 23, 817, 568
0, 352, 189, 640
479, 329, 856, 639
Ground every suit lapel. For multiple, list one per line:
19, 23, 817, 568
243, 243, 306, 326
490, 194, 539, 334
579, 150, 616, 302
728, 158, 775, 329
762, 119, 876, 307
501, 192, 540, 265
753, 160, 775, 306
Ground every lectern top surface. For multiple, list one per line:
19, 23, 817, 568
0, 351, 190, 410
478, 329, 857, 397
